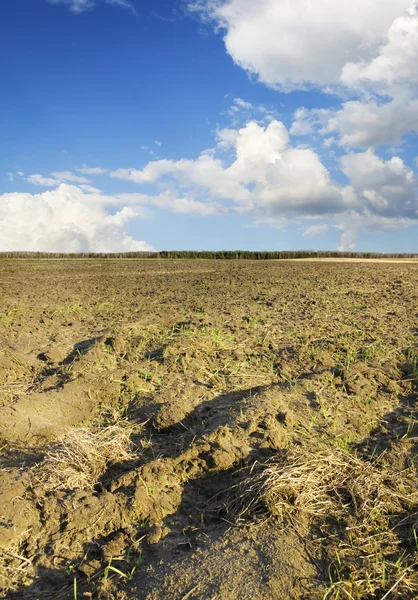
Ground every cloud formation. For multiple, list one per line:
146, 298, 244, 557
9, 2, 418, 251
0, 184, 152, 252
190, 0, 412, 90
193, 0, 418, 159
111, 120, 345, 218
341, 150, 417, 218
325, 99, 418, 148
4, 117, 418, 251
341, 2, 418, 91
111, 116, 418, 248
291, 99, 418, 149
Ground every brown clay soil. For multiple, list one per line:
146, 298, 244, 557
1, 259, 418, 599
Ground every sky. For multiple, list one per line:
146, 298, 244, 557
1, 0, 418, 253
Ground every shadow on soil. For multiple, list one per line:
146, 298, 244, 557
35, 336, 104, 391
4, 385, 268, 598
355, 381, 418, 461
6, 366, 418, 599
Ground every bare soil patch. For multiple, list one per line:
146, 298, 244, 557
1, 259, 417, 599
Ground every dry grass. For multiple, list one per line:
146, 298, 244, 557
227, 448, 418, 598
36, 425, 137, 491
230, 448, 417, 526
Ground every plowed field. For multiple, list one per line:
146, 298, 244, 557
1, 259, 418, 599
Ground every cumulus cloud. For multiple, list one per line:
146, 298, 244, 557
290, 108, 330, 138
292, 97, 418, 149
109, 114, 418, 249
341, 2, 418, 91
325, 98, 418, 148
47, 0, 136, 14
337, 228, 359, 252
12, 120, 417, 252
336, 211, 413, 250
111, 156, 251, 206
190, 0, 412, 90
193, 0, 418, 158
340, 149, 417, 218
111, 120, 346, 218
0, 184, 152, 252
216, 127, 239, 150
14, 106, 416, 252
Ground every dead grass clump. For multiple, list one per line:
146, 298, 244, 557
36, 425, 136, 491
230, 448, 416, 527
228, 448, 418, 598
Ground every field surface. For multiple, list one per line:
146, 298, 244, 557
1, 259, 418, 599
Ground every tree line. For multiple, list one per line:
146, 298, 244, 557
0, 251, 417, 259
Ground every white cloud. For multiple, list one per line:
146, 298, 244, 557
154, 140, 162, 147
111, 155, 251, 205
337, 228, 359, 252
28, 174, 60, 187
51, 171, 91, 183
190, 0, 412, 90
290, 97, 418, 150
115, 191, 222, 216
47, 0, 136, 14
228, 121, 345, 216
192, 0, 418, 165
28, 172, 94, 187
304, 224, 330, 236
341, 2, 418, 91
290, 108, 330, 137
216, 127, 239, 150
0, 184, 152, 252
111, 120, 346, 218
227, 96, 278, 126
76, 165, 107, 175
15, 118, 416, 254
233, 97, 253, 110
336, 211, 413, 250
341, 149, 417, 218
110, 116, 418, 250
324, 98, 418, 148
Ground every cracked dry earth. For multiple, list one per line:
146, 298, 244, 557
1, 259, 418, 599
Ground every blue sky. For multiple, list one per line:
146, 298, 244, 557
1, 0, 418, 252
